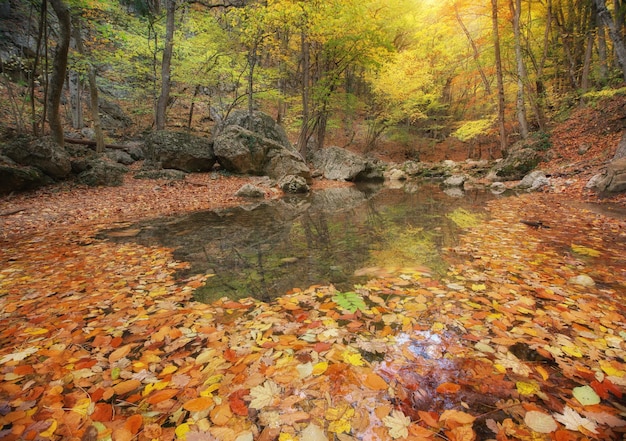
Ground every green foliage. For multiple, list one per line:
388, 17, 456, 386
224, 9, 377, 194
332, 291, 368, 313
452, 118, 494, 142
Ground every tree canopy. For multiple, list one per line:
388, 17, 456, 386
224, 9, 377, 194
3, 0, 626, 156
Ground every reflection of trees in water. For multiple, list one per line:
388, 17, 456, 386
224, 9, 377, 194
101, 185, 495, 302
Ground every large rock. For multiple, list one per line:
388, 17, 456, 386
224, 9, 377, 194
518, 170, 550, 191
214, 125, 311, 182
98, 98, 132, 130
219, 110, 293, 150
310, 146, 384, 181
144, 131, 216, 173
3, 136, 71, 179
77, 157, 129, 187
0, 157, 52, 194
488, 137, 545, 181
587, 158, 626, 194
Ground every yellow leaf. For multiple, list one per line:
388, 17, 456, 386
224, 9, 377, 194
24, 327, 49, 336
40, 420, 57, 438
175, 423, 190, 439
342, 351, 365, 366
471, 284, 486, 292
312, 361, 328, 375
535, 366, 550, 381
562, 346, 584, 358
571, 244, 601, 257
516, 381, 540, 396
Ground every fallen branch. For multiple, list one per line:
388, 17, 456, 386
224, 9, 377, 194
64, 138, 129, 150
0, 208, 26, 216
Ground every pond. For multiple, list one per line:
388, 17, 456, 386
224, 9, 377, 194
100, 182, 500, 303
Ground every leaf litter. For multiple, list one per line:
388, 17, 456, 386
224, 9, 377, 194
0, 182, 625, 441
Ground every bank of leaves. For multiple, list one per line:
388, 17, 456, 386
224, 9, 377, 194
0, 193, 625, 441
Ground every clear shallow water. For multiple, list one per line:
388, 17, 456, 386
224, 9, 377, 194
99, 183, 498, 302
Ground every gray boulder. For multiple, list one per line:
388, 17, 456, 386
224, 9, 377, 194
443, 175, 467, 187
98, 98, 132, 130
0, 156, 52, 194
488, 137, 545, 181
518, 170, 550, 191
144, 131, 216, 173
106, 149, 135, 165
219, 110, 293, 150
214, 125, 311, 183
3, 136, 71, 179
235, 183, 266, 198
77, 157, 129, 187
134, 169, 187, 181
310, 146, 384, 181
587, 158, 626, 194
278, 175, 309, 194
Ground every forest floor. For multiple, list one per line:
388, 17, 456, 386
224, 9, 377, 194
1, 99, 626, 441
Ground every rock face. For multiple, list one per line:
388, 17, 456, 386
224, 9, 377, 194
310, 146, 384, 181
587, 158, 626, 194
278, 175, 309, 194
3, 136, 72, 179
219, 110, 293, 150
488, 137, 545, 181
0, 159, 52, 194
98, 98, 132, 130
213, 112, 311, 183
518, 170, 550, 191
144, 131, 216, 172
77, 157, 129, 187
235, 183, 266, 198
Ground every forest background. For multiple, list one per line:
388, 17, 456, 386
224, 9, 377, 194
2, 0, 626, 162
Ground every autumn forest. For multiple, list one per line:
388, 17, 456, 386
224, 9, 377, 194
1, 1, 626, 441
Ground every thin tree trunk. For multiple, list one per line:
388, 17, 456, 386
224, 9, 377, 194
73, 16, 105, 153
247, 44, 257, 131
31, 0, 45, 136
597, 16, 609, 83
492, 0, 507, 154
454, 3, 491, 95
48, 0, 71, 147
594, 0, 626, 81
510, 0, 529, 138
156, 0, 175, 130
581, 31, 594, 93
298, 31, 311, 158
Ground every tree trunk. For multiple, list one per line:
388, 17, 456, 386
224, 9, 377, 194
73, 16, 105, 153
47, 0, 71, 147
597, 16, 609, 83
594, 0, 626, 81
298, 31, 311, 158
510, 0, 528, 139
68, 70, 82, 129
492, 0, 507, 153
155, 0, 176, 130
247, 44, 257, 131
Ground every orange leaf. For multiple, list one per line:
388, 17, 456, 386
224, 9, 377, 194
124, 414, 143, 435
418, 411, 440, 428
183, 396, 214, 412
436, 382, 461, 394
91, 403, 112, 422
228, 390, 249, 416
146, 389, 179, 405
109, 344, 132, 363
112, 428, 132, 441
210, 403, 232, 425
409, 423, 435, 438
113, 380, 141, 396
363, 372, 388, 390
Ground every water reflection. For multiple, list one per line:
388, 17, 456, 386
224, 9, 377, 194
100, 183, 496, 302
